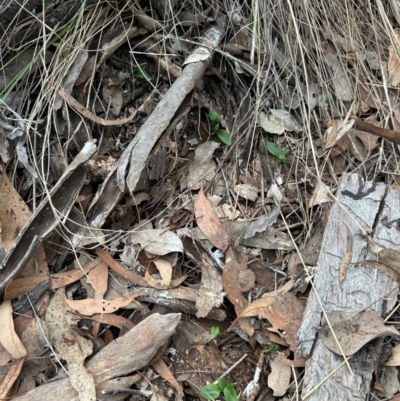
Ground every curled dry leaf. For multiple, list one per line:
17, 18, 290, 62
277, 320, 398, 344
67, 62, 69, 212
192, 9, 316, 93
320, 310, 400, 356
46, 289, 95, 401
194, 186, 229, 252
338, 226, 353, 289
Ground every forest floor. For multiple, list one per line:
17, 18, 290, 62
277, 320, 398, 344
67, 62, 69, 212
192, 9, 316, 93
1, 1, 400, 401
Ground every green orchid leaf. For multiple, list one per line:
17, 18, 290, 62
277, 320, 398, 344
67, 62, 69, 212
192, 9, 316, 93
211, 326, 220, 337
200, 383, 221, 400
266, 141, 281, 157
133, 67, 150, 79
208, 110, 220, 124
217, 129, 231, 145
223, 384, 238, 401
217, 378, 229, 390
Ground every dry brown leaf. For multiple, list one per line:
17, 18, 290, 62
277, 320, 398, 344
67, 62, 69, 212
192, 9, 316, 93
194, 186, 229, 251
324, 119, 354, 149
222, 248, 254, 336
144, 270, 187, 289
46, 288, 95, 401
87, 261, 108, 300
259, 292, 304, 355
0, 357, 25, 399
96, 247, 148, 287
388, 29, 400, 86
0, 300, 27, 359
239, 297, 275, 318
51, 258, 103, 289
152, 357, 183, 394
152, 259, 172, 286
0, 171, 48, 277
65, 294, 138, 316
87, 313, 135, 332
320, 310, 400, 356
4, 275, 48, 300
196, 261, 224, 318
268, 355, 291, 397
0, 171, 35, 250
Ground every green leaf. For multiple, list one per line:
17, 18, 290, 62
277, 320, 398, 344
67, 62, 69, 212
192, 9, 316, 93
264, 344, 279, 353
200, 383, 221, 400
211, 326, 220, 337
217, 129, 231, 145
266, 141, 281, 157
133, 67, 150, 79
208, 110, 220, 125
223, 384, 237, 401
277, 151, 289, 163
281, 149, 291, 156
217, 378, 229, 390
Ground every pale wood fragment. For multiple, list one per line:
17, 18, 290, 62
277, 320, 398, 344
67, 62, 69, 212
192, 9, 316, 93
296, 174, 400, 400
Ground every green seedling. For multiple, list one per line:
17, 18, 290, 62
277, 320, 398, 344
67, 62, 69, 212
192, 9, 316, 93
266, 141, 290, 163
210, 326, 220, 338
208, 110, 231, 145
200, 378, 238, 401
264, 344, 279, 353
133, 67, 150, 79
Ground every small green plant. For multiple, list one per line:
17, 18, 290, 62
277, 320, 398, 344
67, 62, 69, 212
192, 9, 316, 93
266, 141, 290, 163
264, 344, 279, 353
200, 378, 238, 401
133, 67, 150, 79
210, 326, 220, 338
208, 110, 231, 145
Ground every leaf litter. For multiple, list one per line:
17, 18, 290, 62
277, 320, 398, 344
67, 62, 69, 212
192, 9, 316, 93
2, 2, 400, 401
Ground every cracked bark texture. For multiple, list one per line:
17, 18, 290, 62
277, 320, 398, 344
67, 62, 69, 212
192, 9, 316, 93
296, 173, 400, 400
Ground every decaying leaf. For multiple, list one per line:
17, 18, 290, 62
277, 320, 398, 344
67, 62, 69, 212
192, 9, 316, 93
324, 46, 354, 101
241, 206, 281, 240
320, 310, 400, 356
152, 258, 172, 286
65, 294, 138, 316
46, 289, 95, 401
196, 261, 224, 318
257, 292, 306, 366
239, 297, 275, 318
0, 300, 27, 359
187, 142, 219, 190
128, 229, 183, 255
324, 119, 354, 149
268, 355, 291, 397
232, 184, 258, 202
258, 109, 303, 134
194, 186, 230, 251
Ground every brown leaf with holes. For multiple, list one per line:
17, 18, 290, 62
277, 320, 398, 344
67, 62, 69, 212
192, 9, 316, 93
45, 288, 95, 400
194, 186, 229, 251
65, 294, 138, 316
258, 292, 306, 366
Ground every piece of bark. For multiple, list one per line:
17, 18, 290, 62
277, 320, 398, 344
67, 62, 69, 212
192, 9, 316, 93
296, 174, 400, 400
89, 17, 227, 227
14, 313, 181, 400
